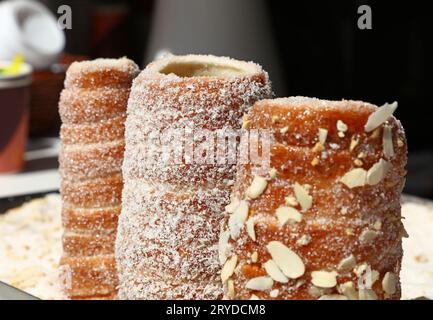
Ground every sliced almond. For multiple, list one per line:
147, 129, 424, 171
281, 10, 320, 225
246, 218, 256, 241
296, 234, 312, 246
365, 102, 398, 132
311, 270, 338, 288
383, 125, 395, 158
250, 294, 261, 300
339, 281, 358, 300
285, 195, 298, 207
294, 182, 312, 212
338, 131, 345, 138
227, 279, 235, 298
318, 128, 328, 144
366, 159, 390, 185
349, 136, 359, 152
225, 197, 240, 214
280, 126, 289, 134
245, 276, 274, 291
312, 142, 325, 152
269, 289, 279, 298
251, 251, 258, 263
228, 200, 249, 239
269, 167, 278, 179
382, 272, 397, 295
318, 294, 348, 300
397, 138, 404, 147
359, 229, 380, 242
221, 255, 238, 283
373, 220, 382, 230
264, 260, 288, 283
358, 288, 378, 300
354, 159, 363, 167
340, 168, 367, 188
266, 241, 305, 279
271, 115, 279, 124
218, 229, 231, 265
338, 254, 357, 272
311, 157, 320, 166
337, 120, 348, 132
246, 175, 268, 199
275, 206, 302, 225
242, 114, 251, 129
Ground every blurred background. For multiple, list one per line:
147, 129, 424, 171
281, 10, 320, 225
0, 0, 432, 200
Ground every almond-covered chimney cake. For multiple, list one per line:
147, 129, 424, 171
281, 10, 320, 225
219, 97, 407, 300
58, 57, 139, 299
116, 54, 272, 299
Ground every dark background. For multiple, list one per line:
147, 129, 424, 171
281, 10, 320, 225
3, 0, 432, 197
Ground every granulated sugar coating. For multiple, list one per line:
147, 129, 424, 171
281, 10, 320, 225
58, 57, 139, 299
219, 97, 408, 300
116, 54, 272, 299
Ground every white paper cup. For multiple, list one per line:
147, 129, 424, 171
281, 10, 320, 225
0, 0, 65, 70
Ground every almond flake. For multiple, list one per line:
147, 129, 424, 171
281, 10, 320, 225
373, 220, 382, 230
275, 206, 302, 225
318, 128, 328, 144
293, 182, 313, 211
340, 168, 367, 188
311, 157, 320, 166
269, 289, 279, 298
269, 167, 278, 179
227, 279, 235, 298
296, 234, 312, 246
228, 200, 249, 239
245, 276, 274, 291
338, 131, 345, 138
311, 270, 338, 288
382, 272, 397, 295
251, 251, 258, 263
218, 229, 230, 264
359, 229, 380, 242
312, 142, 325, 152
365, 102, 398, 132
225, 197, 240, 213
338, 254, 357, 272
264, 260, 288, 283
266, 241, 305, 279
397, 139, 404, 147
271, 115, 279, 124
242, 114, 251, 129
358, 288, 378, 300
366, 159, 390, 185
349, 136, 359, 152
280, 126, 289, 134
339, 281, 359, 300
246, 218, 256, 241
250, 294, 261, 300
221, 255, 238, 282
285, 196, 298, 207
246, 175, 268, 199
318, 294, 348, 300
354, 159, 363, 167
383, 125, 395, 158
337, 120, 348, 132
358, 152, 366, 158
345, 228, 354, 236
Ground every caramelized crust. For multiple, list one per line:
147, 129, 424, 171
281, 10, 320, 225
220, 97, 407, 300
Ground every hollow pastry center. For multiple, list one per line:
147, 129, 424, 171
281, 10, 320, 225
159, 61, 247, 77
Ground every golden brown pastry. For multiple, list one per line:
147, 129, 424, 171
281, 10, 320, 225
116, 54, 272, 299
58, 57, 139, 299
219, 97, 407, 300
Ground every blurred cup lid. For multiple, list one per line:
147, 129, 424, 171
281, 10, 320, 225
0, 60, 32, 88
